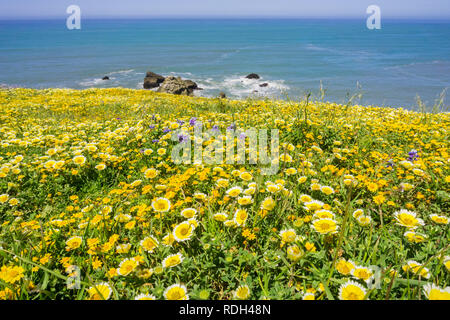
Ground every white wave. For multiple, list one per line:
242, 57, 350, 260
193, 75, 290, 99
106, 69, 135, 76
78, 78, 108, 87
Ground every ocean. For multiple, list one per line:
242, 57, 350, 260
0, 18, 449, 108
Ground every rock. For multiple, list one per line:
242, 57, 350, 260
143, 71, 165, 89
246, 73, 260, 79
102, 76, 110, 80
183, 79, 198, 90
219, 92, 226, 99
157, 76, 198, 96
259, 83, 269, 87
144, 77, 162, 89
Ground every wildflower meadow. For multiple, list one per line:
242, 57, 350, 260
0, 88, 448, 300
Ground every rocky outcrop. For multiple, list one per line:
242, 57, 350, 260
259, 83, 268, 87
219, 92, 226, 99
246, 73, 260, 79
102, 76, 110, 80
143, 71, 165, 89
157, 76, 199, 96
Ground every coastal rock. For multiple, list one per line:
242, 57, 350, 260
246, 73, 260, 79
219, 92, 226, 99
102, 76, 110, 80
259, 83, 268, 87
157, 76, 198, 96
143, 71, 165, 89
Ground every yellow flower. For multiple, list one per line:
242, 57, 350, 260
162, 233, 175, 246
144, 168, 158, 179
213, 212, 228, 222
162, 253, 183, 268
180, 208, 197, 219
338, 280, 367, 300
287, 245, 304, 262
305, 242, 316, 252
357, 215, 372, 227
285, 168, 297, 175
0, 265, 25, 284
304, 200, 324, 212
164, 284, 189, 300
320, 185, 334, 195
404, 231, 427, 243
233, 209, 248, 227
394, 209, 424, 229
279, 229, 296, 243
173, 221, 194, 242
336, 259, 355, 276
0, 194, 9, 204
87, 283, 112, 300
311, 218, 339, 235
237, 196, 253, 206
303, 292, 315, 300
234, 285, 251, 300
72, 155, 86, 166
373, 193, 386, 205
135, 293, 156, 300
430, 214, 449, 225
65, 236, 82, 251
402, 260, 430, 279
226, 186, 242, 198
444, 257, 450, 272
299, 194, 312, 203
8, 198, 18, 206
95, 163, 106, 171
351, 266, 374, 281
367, 182, 378, 192
240, 171, 253, 181
140, 236, 159, 253
151, 197, 171, 213
297, 176, 307, 184
117, 258, 138, 276
423, 283, 450, 300
313, 209, 335, 220
260, 197, 276, 211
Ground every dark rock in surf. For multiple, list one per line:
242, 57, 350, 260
143, 71, 165, 89
246, 73, 260, 79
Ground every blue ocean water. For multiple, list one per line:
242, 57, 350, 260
0, 18, 449, 108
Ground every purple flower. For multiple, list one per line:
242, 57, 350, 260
152, 139, 159, 143
178, 133, 189, 143
227, 123, 236, 131
189, 117, 197, 126
238, 132, 246, 140
408, 149, 419, 162
163, 128, 171, 133
149, 125, 156, 129
212, 125, 219, 131
177, 119, 185, 125
386, 159, 395, 168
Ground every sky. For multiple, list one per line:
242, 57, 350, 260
0, 0, 450, 19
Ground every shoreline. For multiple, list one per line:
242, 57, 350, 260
1, 86, 448, 114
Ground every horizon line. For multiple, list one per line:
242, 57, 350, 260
1, 15, 450, 21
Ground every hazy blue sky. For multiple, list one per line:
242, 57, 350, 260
1, 0, 450, 19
